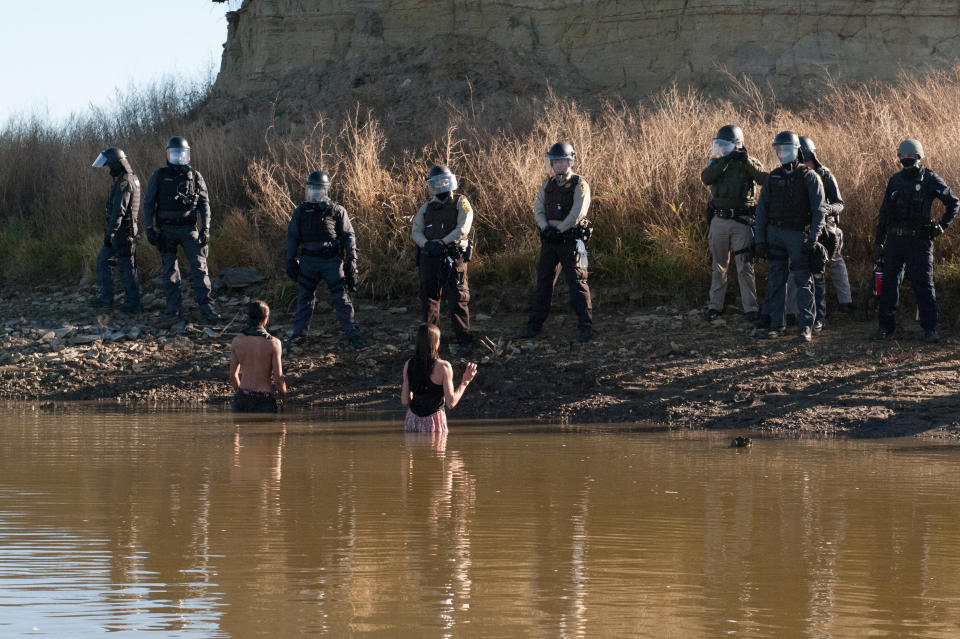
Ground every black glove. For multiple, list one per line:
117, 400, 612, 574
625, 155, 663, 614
146, 228, 160, 247
808, 242, 828, 274
424, 240, 444, 257
103, 233, 113, 248
541, 226, 560, 241
930, 222, 944, 240
754, 242, 769, 260
286, 258, 300, 282
198, 228, 209, 247
344, 261, 358, 293
729, 148, 748, 162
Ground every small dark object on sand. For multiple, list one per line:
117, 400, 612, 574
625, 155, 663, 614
731, 436, 752, 448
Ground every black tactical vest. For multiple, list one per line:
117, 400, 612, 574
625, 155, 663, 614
423, 196, 460, 241
543, 175, 580, 221
887, 168, 929, 225
299, 202, 339, 243
107, 172, 140, 237
766, 165, 812, 228
155, 166, 197, 220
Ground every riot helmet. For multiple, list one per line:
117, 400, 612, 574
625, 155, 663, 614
92, 147, 127, 170
772, 130, 800, 165
166, 136, 191, 166
305, 170, 331, 203
712, 125, 744, 157
897, 139, 924, 167
798, 136, 819, 166
546, 142, 575, 175
425, 165, 458, 196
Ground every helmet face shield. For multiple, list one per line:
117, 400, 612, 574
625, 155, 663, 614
167, 147, 190, 166
774, 144, 798, 164
306, 186, 328, 203
712, 140, 736, 157
427, 173, 458, 195
92, 153, 109, 168
546, 158, 573, 175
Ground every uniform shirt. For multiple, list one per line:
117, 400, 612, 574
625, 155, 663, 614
144, 164, 212, 231
285, 198, 357, 262
816, 166, 844, 223
534, 172, 591, 232
876, 166, 959, 241
106, 170, 141, 238
755, 163, 827, 246
700, 154, 766, 209
411, 195, 473, 249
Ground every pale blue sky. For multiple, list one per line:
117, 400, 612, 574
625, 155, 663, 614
1, 1, 228, 123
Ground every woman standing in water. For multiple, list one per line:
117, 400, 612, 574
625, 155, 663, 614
401, 324, 477, 432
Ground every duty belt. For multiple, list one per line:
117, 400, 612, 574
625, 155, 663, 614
158, 217, 196, 227
888, 226, 928, 238
302, 246, 340, 258
768, 218, 807, 232
710, 204, 754, 224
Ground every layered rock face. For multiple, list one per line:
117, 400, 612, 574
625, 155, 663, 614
212, 0, 960, 105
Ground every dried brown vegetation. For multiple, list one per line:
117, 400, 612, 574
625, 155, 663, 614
5, 70, 960, 311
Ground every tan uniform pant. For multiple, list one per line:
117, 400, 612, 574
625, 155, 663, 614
708, 216, 757, 313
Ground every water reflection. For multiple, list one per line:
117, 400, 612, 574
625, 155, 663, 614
1, 411, 960, 637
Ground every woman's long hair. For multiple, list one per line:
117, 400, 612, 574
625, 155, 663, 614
409, 323, 441, 387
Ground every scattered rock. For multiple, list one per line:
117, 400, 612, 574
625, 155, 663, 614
70, 334, 101, 345
220, 266, 265, 288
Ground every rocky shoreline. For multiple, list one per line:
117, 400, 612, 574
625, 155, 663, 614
3, 284, 960, 439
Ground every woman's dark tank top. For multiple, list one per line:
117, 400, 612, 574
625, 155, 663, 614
408, 358, 445, 417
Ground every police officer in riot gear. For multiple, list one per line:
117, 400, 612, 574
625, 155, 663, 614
90, 147, 141, 312
754, 131, 827, 342
144, 136, 220, 322
286, 170, 364, 349
701, 124, 766, 323
784, 136, 854, 331
520, 142, 594, 343
873, 139, 959, 342
412, 164, 474, 356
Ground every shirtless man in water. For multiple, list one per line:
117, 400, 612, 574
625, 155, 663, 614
229, 300, 287, 413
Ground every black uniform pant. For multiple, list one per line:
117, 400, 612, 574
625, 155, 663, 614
528, 238, 592, 331
418, 254, 471, 344
879, 233, 937, 333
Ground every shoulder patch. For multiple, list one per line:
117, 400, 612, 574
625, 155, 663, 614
579, 181, 589, 196
461, 198, 473, 213
119, 180, 128, 189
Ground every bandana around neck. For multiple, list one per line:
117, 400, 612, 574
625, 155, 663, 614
242, 325, 272, 339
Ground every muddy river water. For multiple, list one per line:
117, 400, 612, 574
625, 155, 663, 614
1, 407, 960, 638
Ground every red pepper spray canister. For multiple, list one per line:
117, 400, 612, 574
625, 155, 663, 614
873, 263, 883, 297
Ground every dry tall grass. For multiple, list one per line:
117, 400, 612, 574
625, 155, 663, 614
6, 69, 960, 310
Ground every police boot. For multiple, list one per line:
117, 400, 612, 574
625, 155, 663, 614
839, 302, 855, 316
349, 333, 366, 350
88, 298, 112, 310
456, 341, 473, 357
924, 330, 940, 343
520, 325, 541, 339
870, 329, 893, 341
753, 313, 771, 329
576, 328, 593, 343
117, 303, 141, 315
200, 306, 222, 323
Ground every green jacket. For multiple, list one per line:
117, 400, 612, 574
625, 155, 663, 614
701, 155, 766, 209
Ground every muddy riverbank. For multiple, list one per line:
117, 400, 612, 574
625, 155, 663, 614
2, 284, 959, 439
